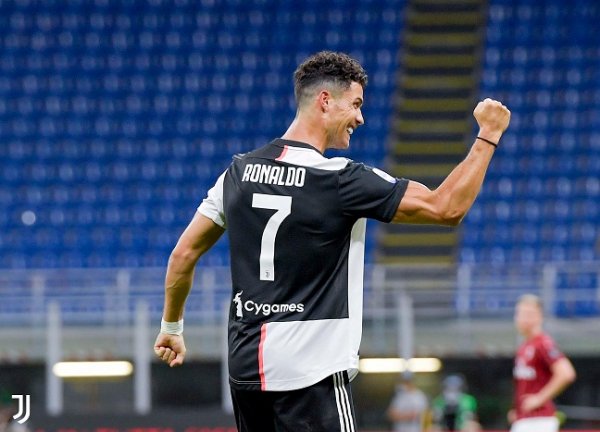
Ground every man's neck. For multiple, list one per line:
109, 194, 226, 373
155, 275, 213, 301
281, 115, 328, 154
524, 326, 543, 340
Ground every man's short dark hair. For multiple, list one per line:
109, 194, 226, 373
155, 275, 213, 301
293, 51, 368, 106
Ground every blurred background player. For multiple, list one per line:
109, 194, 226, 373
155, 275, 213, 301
387, 371, 429, 432
509, 294, 576, 432
431, 374, 478, 432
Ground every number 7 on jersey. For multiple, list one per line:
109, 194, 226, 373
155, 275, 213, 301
252, 193, 292, 281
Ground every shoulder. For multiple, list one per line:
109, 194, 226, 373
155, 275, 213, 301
539, 332, 556, 343
537, 333, 564, 360
535, 333, 558, 350
232, 140, 282, 162
339, 161, 399, 183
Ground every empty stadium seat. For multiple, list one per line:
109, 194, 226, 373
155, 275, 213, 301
0, 0, 407, 269
460, 0, 600, 317
464, 0, 600, 283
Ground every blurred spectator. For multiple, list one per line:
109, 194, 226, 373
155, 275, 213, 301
431, 374, 479, 431
509, 294, 576, 432
387, 371, 429, 432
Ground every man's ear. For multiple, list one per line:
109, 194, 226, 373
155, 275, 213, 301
318, 90, 331, 113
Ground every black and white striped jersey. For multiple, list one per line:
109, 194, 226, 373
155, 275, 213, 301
198, 139, 408, 391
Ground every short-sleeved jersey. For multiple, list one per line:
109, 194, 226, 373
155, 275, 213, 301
513, 332, 565, 419
198, 139, 408, 391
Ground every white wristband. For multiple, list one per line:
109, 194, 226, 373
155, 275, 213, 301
161, 318, 184, 335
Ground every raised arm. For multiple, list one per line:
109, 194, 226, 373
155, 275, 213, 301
393, 98, 510, 226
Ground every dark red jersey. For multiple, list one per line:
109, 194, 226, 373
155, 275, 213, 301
513, 332, 565, 419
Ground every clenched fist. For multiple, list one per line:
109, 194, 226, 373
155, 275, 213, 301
473, 98, 511, 145
154, 333, 187, 367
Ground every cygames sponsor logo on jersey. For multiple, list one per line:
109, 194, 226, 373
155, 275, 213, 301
233, 291, 304, 318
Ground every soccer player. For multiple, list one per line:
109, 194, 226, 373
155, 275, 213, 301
509, 294, 576, 432
154, 51, 510, 432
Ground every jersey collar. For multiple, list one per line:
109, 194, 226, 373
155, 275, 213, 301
273, 138, 323, 155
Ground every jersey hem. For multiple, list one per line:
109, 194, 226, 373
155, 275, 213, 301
229, 362, 356, 392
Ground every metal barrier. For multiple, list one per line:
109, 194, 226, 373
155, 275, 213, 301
0, 262, 599, 361
1, 262, 599, 325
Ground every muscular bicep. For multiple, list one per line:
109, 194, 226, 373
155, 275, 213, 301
172, 212, 225, 262
392, 180, 456, 225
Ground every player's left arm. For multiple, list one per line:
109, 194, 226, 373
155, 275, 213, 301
393, 98, 510, 226
539, 357, 576, 402
522, 357, 576, 412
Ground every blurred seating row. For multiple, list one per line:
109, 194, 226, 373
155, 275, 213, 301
0, 0, 406, 268
462, 0, 600, 270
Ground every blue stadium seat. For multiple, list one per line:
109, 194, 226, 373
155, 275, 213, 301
0, 0, 406, 269
463, 0, 600, 279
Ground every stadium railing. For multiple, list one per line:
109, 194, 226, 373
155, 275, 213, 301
0, 261, 598, 361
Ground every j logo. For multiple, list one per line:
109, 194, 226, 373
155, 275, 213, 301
12, 394, 30, 424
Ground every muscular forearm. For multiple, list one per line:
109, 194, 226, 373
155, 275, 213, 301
162, 251, 198, 322
161, 214, 225, 322
434, 133, 496, 224
392, 100, 509, 226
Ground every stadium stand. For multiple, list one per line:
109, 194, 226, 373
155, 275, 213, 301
463, 0, 599, 265
1, 0, 597, 317
463, 0, 600, 316
0, 0, 407, 269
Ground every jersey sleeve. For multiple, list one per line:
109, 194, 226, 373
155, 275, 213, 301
197, 170, 227, 228
538, 335, 565, 367
338, 162, 409, 222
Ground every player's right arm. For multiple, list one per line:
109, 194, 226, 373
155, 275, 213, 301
155, 170, 227, 367
163, 212, 225, 322
154, 212, 225, 367
393, 98, 510, 226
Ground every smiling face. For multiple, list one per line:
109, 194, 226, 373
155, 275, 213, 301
324, 81, 365, 150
